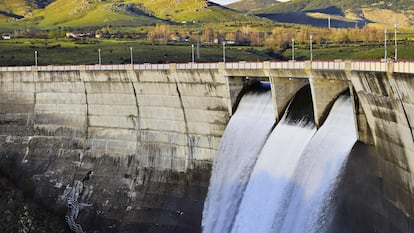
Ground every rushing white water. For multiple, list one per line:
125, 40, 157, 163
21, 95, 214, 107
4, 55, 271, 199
230, 113, 316, 233
203, 90, 356, 233
276, 95, 357, 233
202, 91, 275, 233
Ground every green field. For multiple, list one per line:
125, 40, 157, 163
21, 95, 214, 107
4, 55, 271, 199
284, 43, 414, 61
0, 38, 275, 66
1, 38, 414, 66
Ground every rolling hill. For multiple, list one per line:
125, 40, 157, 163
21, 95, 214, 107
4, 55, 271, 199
227, 0, 281, 12
0, 0, 264, 30
228, 0, 414, 28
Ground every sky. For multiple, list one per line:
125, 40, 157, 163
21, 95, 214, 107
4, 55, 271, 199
210, 0, 240, 5
211, 0, 290, 5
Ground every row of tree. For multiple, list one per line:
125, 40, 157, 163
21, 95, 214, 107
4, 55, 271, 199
147, 24, 402, 50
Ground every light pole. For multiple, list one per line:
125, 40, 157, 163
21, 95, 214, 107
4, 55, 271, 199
223, 41, 226, 63
394, 23, 398, 61
192, 44, 195, 63
291, 38, 295, 61
130, 47, 133, 65
384, 29, 387, 61
98, 48, 101, 65
328, 16, 331, 29
310, 35, 313, 62
197, 31, 200, 59
34, 51, 38, 66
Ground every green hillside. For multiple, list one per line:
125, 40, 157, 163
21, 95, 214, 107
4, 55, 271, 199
252, 0, 414, 28
223, 0, 280, 13
133, 0, 259, 23
0, 0, 264, 30
0, 0, 55, 20
256, 0, 414, 14
31, 0, 164, 29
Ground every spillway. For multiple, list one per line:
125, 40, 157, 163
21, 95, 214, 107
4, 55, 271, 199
202, 89, 275, 233
230, 88, 316, 233
277, 95, 357, 233
203, 90, 357, 233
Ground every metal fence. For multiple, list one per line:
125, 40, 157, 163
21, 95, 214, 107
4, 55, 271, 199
394, 61, 414, 74
0, 61, 413, 73
311, 61, 345, 70
270, 61, 305, 70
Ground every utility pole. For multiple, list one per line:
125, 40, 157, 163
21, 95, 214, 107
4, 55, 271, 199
328, 16, 331, 29
34, 51, 38, 66
292, 38, 295, 61
192, 44, 195, 63
197, 31, 200, 59
130, 47, 133, 65
98, 48, 101, 65
384, 29, 387, 61
310, 35, 313, 62
394, 23, 398, 61
223, 42, 226, 63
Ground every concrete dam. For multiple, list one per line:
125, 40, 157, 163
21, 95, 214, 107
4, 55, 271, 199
0, 61, 414, 232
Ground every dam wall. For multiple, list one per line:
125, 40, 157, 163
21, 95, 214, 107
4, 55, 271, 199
1, 61, 414, 232
0, 66, 229, 232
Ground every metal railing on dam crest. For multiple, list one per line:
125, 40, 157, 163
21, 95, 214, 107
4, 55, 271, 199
0, 60, 413, 74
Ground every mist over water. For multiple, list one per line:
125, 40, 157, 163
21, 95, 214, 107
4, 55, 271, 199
203, 87, 357, 233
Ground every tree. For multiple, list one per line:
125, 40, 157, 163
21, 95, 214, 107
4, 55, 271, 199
147, 24, 170, 45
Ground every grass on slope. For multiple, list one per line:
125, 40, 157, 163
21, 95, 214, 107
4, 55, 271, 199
0, 0, 31, 18
134, 0, 259, 23
227, 0, 281, 12
31, 0, 162, 29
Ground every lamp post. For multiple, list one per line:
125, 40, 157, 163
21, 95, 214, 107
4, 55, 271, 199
310, 35, 313, 62
384, 29, 387, 61
394, 23, 398, 61
197, 31, 200, 59
98, 48, 101, 65
223, 41, 226, 63
34, 51, 38, 66
328, 16, 331, 29
192, 44, 195, 63
130, 47, 133, 65
292, 38, 295, 61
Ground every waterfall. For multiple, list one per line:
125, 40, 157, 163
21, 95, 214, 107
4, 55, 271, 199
230, 92, 316, 233
202, 90, 275, 233
203, 90, 356, 233
276, 95, 356, 233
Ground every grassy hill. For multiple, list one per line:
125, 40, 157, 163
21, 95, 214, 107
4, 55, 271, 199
0, 0, 33, 21
227, 0, 280, 12
0, 0, 55, 21
0, 0, 265, 31
133, 0, 259, 23
31, 0, 164, 29
251, 0, 414, 28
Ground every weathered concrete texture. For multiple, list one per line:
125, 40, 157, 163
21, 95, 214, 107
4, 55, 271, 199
349, 71, 414, 222
332, 142, 414, 233
269, 77, 309, 121
226, 76, 246, 116
35, 72, 86, 139
0, 69, 230, 232
309, 78, 350, 127
0, 71, 35, 136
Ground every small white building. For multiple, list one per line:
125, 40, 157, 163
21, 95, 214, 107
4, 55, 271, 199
2, 34, 11, 40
